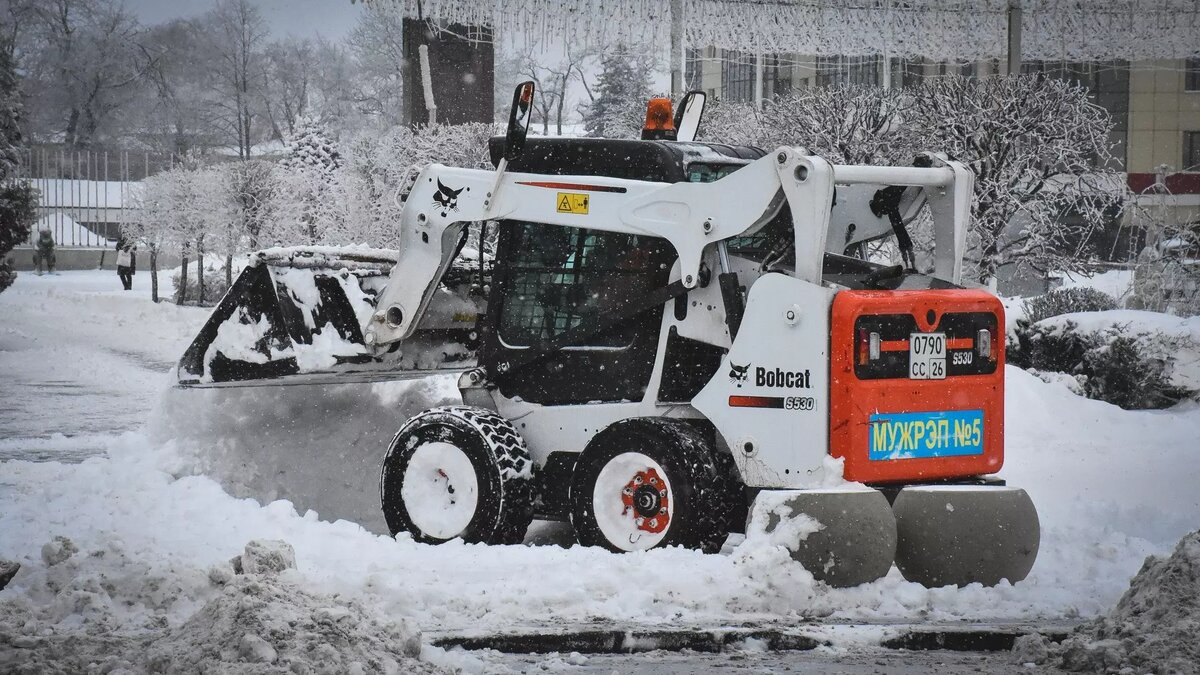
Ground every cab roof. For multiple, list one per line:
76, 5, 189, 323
487, 136, 764, 184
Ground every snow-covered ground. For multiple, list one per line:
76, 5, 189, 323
2, 271, 1199, 671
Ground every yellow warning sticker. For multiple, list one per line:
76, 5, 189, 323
556, 192, 589, 214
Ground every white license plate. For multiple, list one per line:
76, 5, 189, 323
909, 332, 946, 380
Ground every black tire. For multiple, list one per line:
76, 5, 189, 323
381, 406, 535, 545
569, 418, 734, 553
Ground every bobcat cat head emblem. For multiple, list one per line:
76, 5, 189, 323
432, 179, 466, 217
728, 362, 750, 387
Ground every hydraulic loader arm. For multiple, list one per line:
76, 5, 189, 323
365, 150, 832, 348
361, 148, 969, 349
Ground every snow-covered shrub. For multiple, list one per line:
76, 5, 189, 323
1009, 317, 1195, 409
1022, 287, 1118, 325
1008, 320, 1094, 375
1081, 336, 1189, 410
171, 265, 230, 307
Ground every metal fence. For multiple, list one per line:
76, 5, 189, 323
6, 147, 175, 248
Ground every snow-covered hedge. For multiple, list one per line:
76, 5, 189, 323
1022, 287, 1119, 325
1009, 310, 1200, 409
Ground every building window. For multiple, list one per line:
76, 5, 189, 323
722, 51, 755, 103
1187, 58, 1200, 92
890, 57, 925, 88
769, 55, 793, 99
685, 48, 704, 91
1185, 131, 1200, 172
816, 55, 881, 87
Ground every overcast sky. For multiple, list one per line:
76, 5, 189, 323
124, 0, 364, 40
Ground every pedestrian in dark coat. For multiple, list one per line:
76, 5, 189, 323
116, 237, 136, 290
33, 229, 56, 275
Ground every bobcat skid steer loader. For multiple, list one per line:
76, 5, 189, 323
174, 83, 1039, 588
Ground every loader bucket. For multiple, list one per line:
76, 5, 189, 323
177, 248, 398, 385
161, 247, 483, 534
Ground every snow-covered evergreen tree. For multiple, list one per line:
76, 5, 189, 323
0, 46, 21, 181
582, 45, 652, 139
0, 44, 36, 294
279, 116, 341, 175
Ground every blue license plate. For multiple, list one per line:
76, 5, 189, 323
868, 409, 984, 460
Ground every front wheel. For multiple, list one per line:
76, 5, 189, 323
381, 406, 535, 545
569, 418, 733, 553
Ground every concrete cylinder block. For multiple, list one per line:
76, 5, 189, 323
892, 485, 1040, 588
754, 488, 898, 588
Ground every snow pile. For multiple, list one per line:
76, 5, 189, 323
0, 536, 446, 675
1057, 530, 1200, 674
144, 571, 437, 674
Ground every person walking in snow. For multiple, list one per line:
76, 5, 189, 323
32, 229, 56, 275
115, 237, 135, 290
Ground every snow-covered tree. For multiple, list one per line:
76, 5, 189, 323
11, 0, 150, 148
700, 86, 919, 164
0, 42, 36, 295
912, 75, 1128, 283
204, 0, 269, 159
310, 122, 493, 248
700, 76, 1128, 282
0, 44, 21, 178
279, 115, 341, 174
1130, 173, 1200, 316
275, 116, 343, 244
124, 172, 169, 302
768, 86, 917, 166
223, 159, 276, 251
129, 160, 228, 304
583, 45, 653, 139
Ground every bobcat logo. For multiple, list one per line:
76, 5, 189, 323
728, 362, 750, 387
432, 179, 466, 217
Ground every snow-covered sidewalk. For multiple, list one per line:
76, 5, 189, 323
2, 271, 1199, 669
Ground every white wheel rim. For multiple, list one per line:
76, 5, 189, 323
592, 452, 673, 552
401, 441, 480, 540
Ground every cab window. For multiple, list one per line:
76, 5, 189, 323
497, 221, 665, 348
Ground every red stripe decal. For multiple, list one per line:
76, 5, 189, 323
515, 181, 628, 193
728, 395, 784, 409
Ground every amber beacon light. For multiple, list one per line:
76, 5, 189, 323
641, 98, 677, 140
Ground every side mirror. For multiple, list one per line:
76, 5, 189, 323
505, 81, 535, 161
674, 90, 706, 143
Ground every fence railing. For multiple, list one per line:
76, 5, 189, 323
6, 147, 175, 248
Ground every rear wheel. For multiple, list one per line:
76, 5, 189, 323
569, 418, 732, 553
381, 406, 534, 545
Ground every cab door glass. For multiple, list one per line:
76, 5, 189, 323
498, 221, 662, 349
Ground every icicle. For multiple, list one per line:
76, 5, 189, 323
372, 0, 1200, 61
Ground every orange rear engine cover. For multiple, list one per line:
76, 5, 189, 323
828, 289, 1004, 484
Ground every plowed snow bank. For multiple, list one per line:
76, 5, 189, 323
1059, 530, 1200, 674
